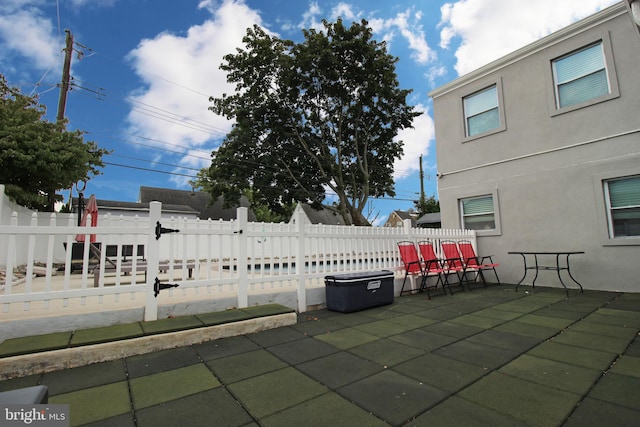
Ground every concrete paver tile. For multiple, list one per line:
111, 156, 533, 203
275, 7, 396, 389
126, 346, 201, 379
135, 387, 253, 427
493, 321, 559, 340
568, 320, 639, 340
563, 397, 640, 427
527, 341, 617, 370
413, 396, 529, 427
393, 352, 487, 392
266, 337, 339, 365
466, 329, 541, 352
206, 349, 288, 384
338, 369, 449, 426
433, 340, 520, 369
193, 335, 260, 361
609, 355, 640, 379
70, 323, 143, 347
49, 381, 131, 426
261, 392, 389, 427
314, 327, 379, 350
246, 326, 305, 347
0, 332, 71, 357
550, 330, 632, 354
353, 319, 416, 337
140, 315, 203, 335
458, 372, 581, 427
296, 351, 383, 389
588, 372, 640, 410
348, 338, 424, 367
498, 354, 602, 394
42, 359, 126, 396
387, 329, 459, 352
228, 367, 327, 419
129, 364, 220, 410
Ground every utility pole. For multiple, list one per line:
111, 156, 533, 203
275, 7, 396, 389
419, 155, 426, 202
56, 29, 73, 124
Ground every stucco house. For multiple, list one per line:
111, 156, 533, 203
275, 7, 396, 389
429, 2, 640, 292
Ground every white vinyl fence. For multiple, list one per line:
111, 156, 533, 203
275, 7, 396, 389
0, 190, 476, 320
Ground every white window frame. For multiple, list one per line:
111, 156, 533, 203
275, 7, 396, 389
603, 176, 640, 239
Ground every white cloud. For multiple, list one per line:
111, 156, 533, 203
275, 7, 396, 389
330, 2, 359, 22
394, 104, 434, 181
425, 65, 447, 88
0, 8, 59, 73
299, 1, 325, 32
125, 0, 264, 175
369, 9, 435, 65
438, 0, 620, 76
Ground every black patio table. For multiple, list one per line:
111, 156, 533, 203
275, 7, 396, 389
508, 251, 584, 298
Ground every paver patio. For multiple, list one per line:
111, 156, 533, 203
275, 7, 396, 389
1, 284, 639, 426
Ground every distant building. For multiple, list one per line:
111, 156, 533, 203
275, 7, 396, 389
416, 212, 441, 228
384, 210, 418, 228
289, 203, 346, 225
74, 186, 255, 221
139, 186, 255, 221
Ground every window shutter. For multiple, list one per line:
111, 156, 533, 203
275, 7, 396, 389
554, 43, 609, 108
464, 87, 497, 116
555, 44, 605, 83
463, 197, 494, 215
609, 177, 640, 208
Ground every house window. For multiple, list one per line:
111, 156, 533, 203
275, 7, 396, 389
463, 85, 499, 137
461, 195, 495, 230
604, 176, 640, 238
552, 42, 609, 109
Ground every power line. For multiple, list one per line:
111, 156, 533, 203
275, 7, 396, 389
109, 153, 204, 171
102, 162, 197, 178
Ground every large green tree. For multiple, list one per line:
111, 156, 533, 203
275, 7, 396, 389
0, 75, 109, 211
204, 19, 421, 225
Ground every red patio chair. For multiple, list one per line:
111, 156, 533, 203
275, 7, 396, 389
397, 241, 426, 296
458, 241, 500, 285
417, 241, 457, 296
439, 241, 468, 292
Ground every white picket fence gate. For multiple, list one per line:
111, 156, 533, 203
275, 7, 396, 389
0, 197, 476, 321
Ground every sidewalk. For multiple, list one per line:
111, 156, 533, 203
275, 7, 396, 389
1, 285, 639, 426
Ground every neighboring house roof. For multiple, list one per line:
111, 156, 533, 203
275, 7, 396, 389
384, 210, 418, 227
291, 203, 346, 225
139, 186, 256, 221
417, 212, 441, 227
72, 197, 198, 216
393, 210, 417, 221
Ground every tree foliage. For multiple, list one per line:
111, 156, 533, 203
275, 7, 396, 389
0, 75, 109, 211
413, 194, 440, 217
204, 20, 421, 225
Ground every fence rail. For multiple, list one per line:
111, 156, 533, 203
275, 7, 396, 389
1, 196, 476, 320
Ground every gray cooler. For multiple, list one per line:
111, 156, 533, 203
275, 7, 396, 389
324, 270, 394, 313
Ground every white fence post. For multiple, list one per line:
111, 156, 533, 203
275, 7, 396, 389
403, 218, 413, 239
144, 201, 162, 321
237, 207, 248, 308
296, 207, 307, 312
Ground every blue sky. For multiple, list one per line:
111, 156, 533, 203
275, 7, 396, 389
0, 0, 619, 224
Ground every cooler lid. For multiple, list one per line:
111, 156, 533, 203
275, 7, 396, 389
325, 270, 394, 283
